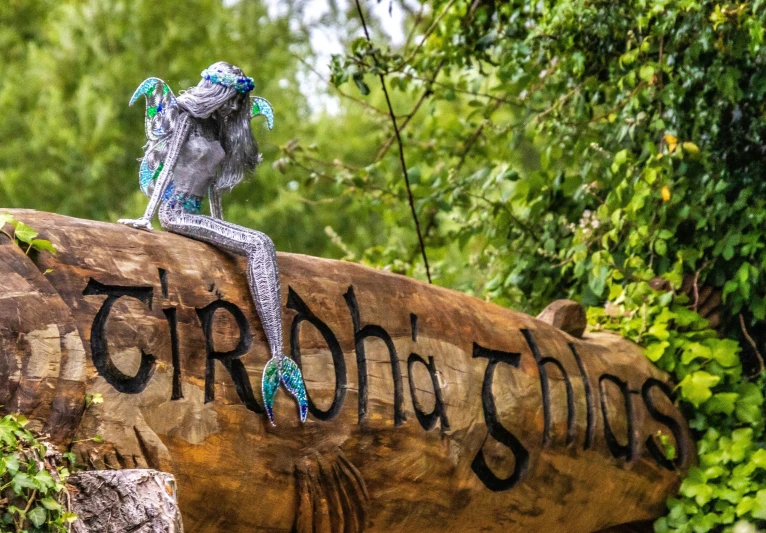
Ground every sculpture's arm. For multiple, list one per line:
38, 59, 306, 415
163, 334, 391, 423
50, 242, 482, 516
119, 114, 192, 231
209, 185, 223, 220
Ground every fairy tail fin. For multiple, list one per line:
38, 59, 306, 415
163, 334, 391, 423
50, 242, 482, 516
262, 358, 281, 425
280, 356, 308, 422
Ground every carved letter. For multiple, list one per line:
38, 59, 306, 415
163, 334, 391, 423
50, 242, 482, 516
344, 286, 405, 426
599, 374, 636, 462
570, 343, 595, 450
471, 342, 529, 492
642, 378, 687, 470
522, 330, 576, 446
163, 308, 183, 400
196, 299, 262, 414
288, 287, 347, 421
407, 353, 450, 433
83, 278, 156, 394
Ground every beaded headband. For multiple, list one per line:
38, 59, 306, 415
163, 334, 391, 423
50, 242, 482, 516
201, 67, 255, 93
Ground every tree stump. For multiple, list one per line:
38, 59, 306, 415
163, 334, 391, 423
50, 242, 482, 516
69, 470, 183, 532
0, 210, 696, 532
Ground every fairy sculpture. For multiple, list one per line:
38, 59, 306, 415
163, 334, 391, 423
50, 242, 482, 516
118, 61, 308, 424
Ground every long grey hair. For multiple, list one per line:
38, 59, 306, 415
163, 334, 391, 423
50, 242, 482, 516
176, 61, 261, 191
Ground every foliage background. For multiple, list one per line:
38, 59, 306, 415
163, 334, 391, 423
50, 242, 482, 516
1, 0, 765, 531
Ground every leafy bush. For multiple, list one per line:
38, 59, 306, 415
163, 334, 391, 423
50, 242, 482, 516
0, 414, 76, 532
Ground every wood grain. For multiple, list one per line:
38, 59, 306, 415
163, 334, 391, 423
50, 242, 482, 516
0, 210, 695, 533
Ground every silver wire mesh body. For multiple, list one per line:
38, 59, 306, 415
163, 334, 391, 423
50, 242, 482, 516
158, 201, 284, 361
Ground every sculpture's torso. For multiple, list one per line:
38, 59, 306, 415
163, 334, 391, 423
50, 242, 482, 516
164, 116, 225, 213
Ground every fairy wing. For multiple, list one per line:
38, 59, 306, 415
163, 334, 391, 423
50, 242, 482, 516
130, 78, 179, 197
251, 96, 274, 130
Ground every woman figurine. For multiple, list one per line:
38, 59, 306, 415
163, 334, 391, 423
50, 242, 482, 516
118, 61, 307, 425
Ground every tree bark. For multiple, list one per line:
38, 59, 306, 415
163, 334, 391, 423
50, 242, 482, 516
69, 470, 183, 533
0, 209, 695, 533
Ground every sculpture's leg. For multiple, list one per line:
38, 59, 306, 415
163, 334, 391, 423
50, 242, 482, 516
158, 205, 308, 423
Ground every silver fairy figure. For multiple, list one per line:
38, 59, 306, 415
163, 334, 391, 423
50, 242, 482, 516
119, 61, 308, 424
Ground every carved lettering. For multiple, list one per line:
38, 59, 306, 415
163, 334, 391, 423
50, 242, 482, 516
288, 287, 347, 421
522, 329, 575, 446
83, 278, 156, 394
471, 342, 529, 491
642, 378, 687, 470
407, 353, 450, 433
344, 286, 405, 426
599, 374, 636, 462
196, 299, 262, 414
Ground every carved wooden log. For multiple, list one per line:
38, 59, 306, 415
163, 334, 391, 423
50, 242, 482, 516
69, 470, 183, 532
0, 210, 695, 533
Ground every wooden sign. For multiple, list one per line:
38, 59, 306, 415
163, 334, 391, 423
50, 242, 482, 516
0, 210, 694, 533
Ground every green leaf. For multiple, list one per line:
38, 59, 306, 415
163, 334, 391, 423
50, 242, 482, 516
644, 341, 669, 362
27, 506, 46, 527
679, 467, 714, 505
708, 339, 739, 367
12, 221, 38, 244
736, 383, 764, 424
752, 489, 766, 519
30, 239, 56, 254
677, 371, 720, 407
353, 73, 370, 96
11, 472, 37, 494
751, 449, 766, 469
0, 213, 14, 227
40, 497, 61, 511
639, 64, 656, 82
681, 342, 712, 365
705, 392, 738, 415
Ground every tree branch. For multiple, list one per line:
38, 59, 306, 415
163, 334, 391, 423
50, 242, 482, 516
354, 0, 432, 283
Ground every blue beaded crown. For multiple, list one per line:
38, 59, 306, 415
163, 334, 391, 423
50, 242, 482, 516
201, 66, 255, 93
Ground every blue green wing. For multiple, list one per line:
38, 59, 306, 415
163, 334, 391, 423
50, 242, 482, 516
130, 78, 178, 197
130, 77, 178, 141
250, 96, 274, 130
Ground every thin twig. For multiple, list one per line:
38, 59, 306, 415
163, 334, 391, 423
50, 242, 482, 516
456, 100, 503, 170
375, 59, 445, 161
401, 0, 458, 67
290, 53, 389, 117
355, 0, 432, 283
534, 82, 583, 122
404, 74, 525, 107
739, 313, 765, 374
403, 2, 426, 50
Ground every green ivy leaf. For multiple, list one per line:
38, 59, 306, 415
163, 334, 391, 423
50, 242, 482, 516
30, 239, 56, 254
27, 506, 46, 527
736, 383, 764, 424
679, 467, 714, 505
708, 339, 739, 367
677, 371, 720, 407
11, 472, 37, 494
753, 490, 766, 520
705, 392, 738, 415
0, 213, 14, 227
681, 342, 712, 365
40, 497, 61, 511
11, 221, 38, 244
645, 341, 670, 362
